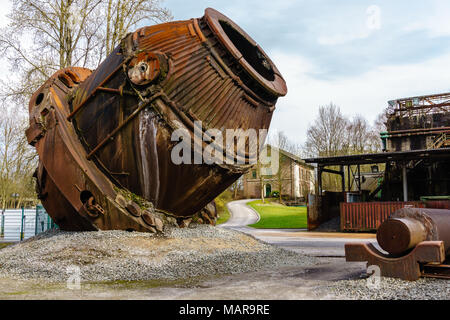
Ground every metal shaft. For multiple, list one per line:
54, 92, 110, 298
377, 208, 450, 256
377, 217, 426, 255
402, 165, 408, 202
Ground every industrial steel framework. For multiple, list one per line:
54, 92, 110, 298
387, 92, 450, 118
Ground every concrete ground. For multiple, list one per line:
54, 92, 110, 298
0, 264, 360, 299
0, 200, 377, 299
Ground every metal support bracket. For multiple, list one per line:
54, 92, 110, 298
345, 241, 445, 281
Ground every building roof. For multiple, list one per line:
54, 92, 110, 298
303, 148, 450, 166
266, 145, 314, 169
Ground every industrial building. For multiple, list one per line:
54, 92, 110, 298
304, 92, 450, 231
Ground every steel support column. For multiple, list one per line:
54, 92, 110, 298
318, 166, 323, 195
403, 165, 408, 202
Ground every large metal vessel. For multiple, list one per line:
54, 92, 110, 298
25, 8, 287, 232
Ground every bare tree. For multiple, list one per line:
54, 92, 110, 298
230, 176, 243, 199
374, 109, 388, 133
0, 0, 172, 208
257, 160, 266, 203
304, 103, 386, 191
304, 103, 349, 192
301, 169, 313, 200
104, 0, 172, 55
0, 0, 102, 105
304, 103, 350, 158
0, 0, 172, 107
266, 131, 289, 202
347, 115, 371, 154
0, 106, 37, 208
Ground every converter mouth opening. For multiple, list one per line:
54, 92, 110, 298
219, 20, 275, 82
204, 8, 287, 97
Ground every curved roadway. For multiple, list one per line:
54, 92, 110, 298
219, 199, 378, 257
219, 199, 259, 231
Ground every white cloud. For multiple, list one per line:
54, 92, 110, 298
268, 50, 450, 145
401, 0, 450, 37
316, 4, 382, 46
223, 0, 296, 22
317, 30, 371, 46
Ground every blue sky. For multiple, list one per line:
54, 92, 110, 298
1, 0, 450, 145
166, 0, 450, 145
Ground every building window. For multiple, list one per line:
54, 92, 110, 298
252, 170, 257, 179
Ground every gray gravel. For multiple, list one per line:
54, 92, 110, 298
326, 276, 450, 300
0, 225, 317, 283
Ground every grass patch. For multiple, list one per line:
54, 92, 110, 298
248, 200, 307, 229
215, 190, 233, 225
0, 243, 13, 250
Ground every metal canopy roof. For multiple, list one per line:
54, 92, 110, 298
303, 148, 450, 166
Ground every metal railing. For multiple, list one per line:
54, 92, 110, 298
0, 205, 57, 242
427, 132, 447, 150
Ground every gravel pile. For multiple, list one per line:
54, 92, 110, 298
0, 225, 317, 283
326, 277, 450, 300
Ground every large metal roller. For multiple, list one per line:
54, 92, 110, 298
377, 208, 450, 255
346, 207, 450, 280
25, 8, 287, 232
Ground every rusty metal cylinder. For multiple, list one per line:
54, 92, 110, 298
377, 208, 450, 256
25, 8, 287, 232
70, 8, 286, 218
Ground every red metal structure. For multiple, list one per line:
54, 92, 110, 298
25, 8, 287, 232
340, 200, 450, 231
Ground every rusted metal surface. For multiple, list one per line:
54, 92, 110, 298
426, 200, 450, 210
376, 217, 426, 255
25, 8, 286, 232
381, 208, 450, 255
345, 241, 445, 281
422, 260, 450, 279
308, 192, 343, 230
341, 201, 424, 231
386, 93, 450, 150
345, 208, 450, 280
340, 200, 450, 232
306, 194, 320, 230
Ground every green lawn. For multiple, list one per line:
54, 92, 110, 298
215, 190, 233, 225
216, 206, 230, 225
0, 243, 13, 250
248, 200, 307, 229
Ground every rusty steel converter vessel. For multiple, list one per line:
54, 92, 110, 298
25, 8, 287, 232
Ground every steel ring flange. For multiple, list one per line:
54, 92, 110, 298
127, 52, 168, 86
84, 196, 105, 218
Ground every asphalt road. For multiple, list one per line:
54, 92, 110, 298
220, 199, 260, 229
220, 199, 378, 257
